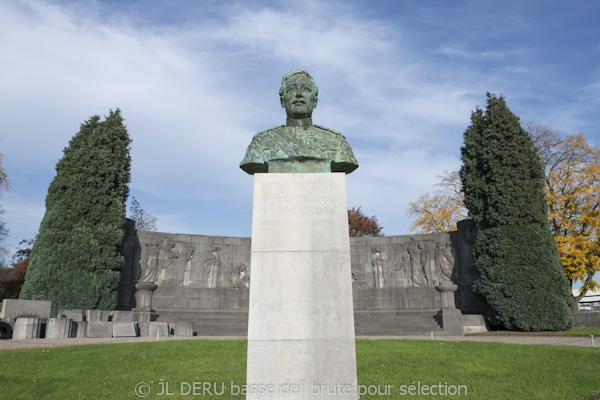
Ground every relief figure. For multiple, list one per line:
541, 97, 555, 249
408, 241, 432, 287
231, 263, 250, 289
434, 241, 455, 284
371, 247, 386, 288
205, 246, 222, 288
137, 241, 160, 283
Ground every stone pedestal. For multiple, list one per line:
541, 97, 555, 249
436, 284, 463, 336
134, 282, 157, 312
436, 284, 458, 309
246, 173, 358, 400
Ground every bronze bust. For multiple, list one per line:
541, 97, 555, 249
240, 70, 358, 174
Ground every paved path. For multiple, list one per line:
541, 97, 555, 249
0, 334, 597, 350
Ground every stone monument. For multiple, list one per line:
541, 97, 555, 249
241, 70, 359, 399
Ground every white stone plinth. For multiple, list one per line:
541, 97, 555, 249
246, 173, 358, 400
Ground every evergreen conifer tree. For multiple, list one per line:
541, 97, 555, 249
20, 110, 131, 315
460, 94, 572, 331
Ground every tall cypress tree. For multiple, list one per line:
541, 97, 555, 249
460, 94, 572, 331
20, 110, 131, 315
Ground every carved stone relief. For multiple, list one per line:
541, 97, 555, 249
407, 240, 429, 287
137, 241, 160, 283
123, 221, 483, 313
349, 235, 458, 289
133, 234, 251, 290
392, 248, 410, 287
434, 241, 456, 285
204, 246, 222, 289
231, 263, 250, 289
131, 231, 461, 292
371, 247, 386, 288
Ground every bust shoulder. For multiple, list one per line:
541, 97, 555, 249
254, 125, 285, 137
313, 125, 344, 136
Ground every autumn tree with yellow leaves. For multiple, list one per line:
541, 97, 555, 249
528, 123, 600, 311
406, 171, 467, 233
407, 123, 600, 312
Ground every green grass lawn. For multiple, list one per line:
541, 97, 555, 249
0, 339, 598, 399
471, 327, 600, 337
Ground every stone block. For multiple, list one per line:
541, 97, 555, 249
113, 322, 138, 337
153, 287, 175, 297
440, 310, 464, 336
199, 298, 221, 309
1, 299, 51, 319
112, 311, 134, 322
46, 318, 74, 339
74, 321, 87, 338
85, 310, 112, 322
351, 289, 370, 300
171, 322, 194, 337
229, 288, 250, 299
147, 321, 169, 338
86, 321, 113, 338
137, 322, 150, 337
13, 317, 42, 339
462, 314, 488, 334
58, 309, 83, 321
132, 311, 156, 323
238, 299, 249, 308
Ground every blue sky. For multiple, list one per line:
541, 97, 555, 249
1, 0, 599, 262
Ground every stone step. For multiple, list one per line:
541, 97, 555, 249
152, 308, 446, 336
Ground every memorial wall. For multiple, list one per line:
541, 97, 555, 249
117, 219, 485, 317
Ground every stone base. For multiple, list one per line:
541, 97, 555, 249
439, 309, 464, 336
246, 173, 358, 400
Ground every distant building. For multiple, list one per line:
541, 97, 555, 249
574, 289, 600, 312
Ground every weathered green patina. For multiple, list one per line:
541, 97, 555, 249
240, 70, 359, 174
